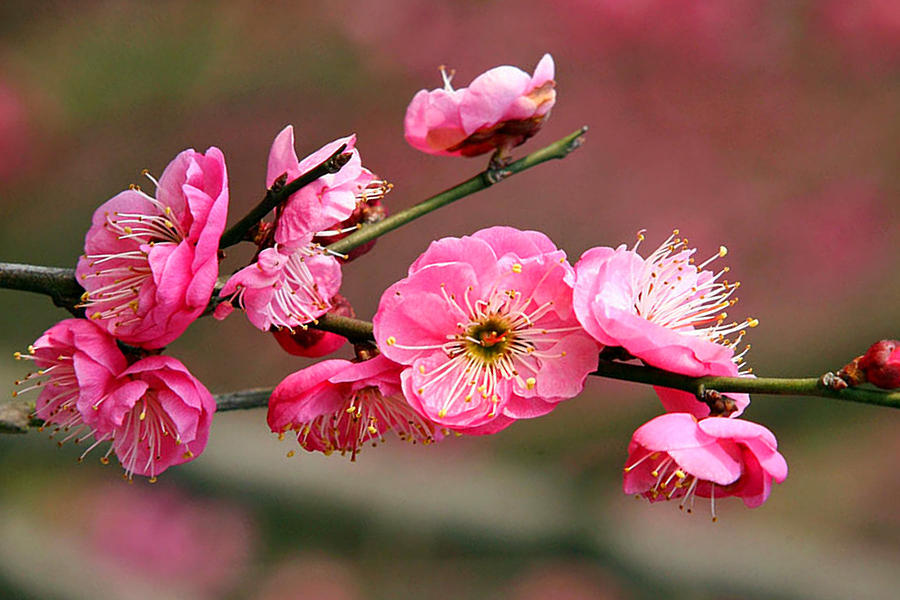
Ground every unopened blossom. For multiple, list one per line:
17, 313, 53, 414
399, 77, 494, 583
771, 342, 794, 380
14, 319, 126, 439
404, 54, 556, 157
573, 230, 754, 417
268, 125, 391, 247
268, 354, 442, 460
373, 226, 597, 433
80, 356, 217, 481
623, 413, 788, 518
216, 244, 342, 332
857, 339, 900, 389
271, 293, 354, 357
76, 147, 229, 348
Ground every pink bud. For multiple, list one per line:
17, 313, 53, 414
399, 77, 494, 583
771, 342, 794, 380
271, 294, 355, 357
858, 339, 900, 389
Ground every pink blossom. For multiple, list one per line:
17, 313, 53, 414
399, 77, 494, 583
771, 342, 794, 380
217, 244, 342, 332
573, 230, 755, 417
373, 226, 598, 432
268, 354, 442, 460
14, 319, 126, 438
268, 125, 390, 247
623, 413, 788, 517
404, 54, 556, 157
76, 147, 229, 348
271, 293, 354, 357
81, 356, 216, 481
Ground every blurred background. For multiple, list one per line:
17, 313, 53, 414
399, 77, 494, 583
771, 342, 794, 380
1, 1, 899, 598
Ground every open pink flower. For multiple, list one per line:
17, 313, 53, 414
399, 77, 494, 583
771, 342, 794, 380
373, 226, 598, 433
268, 354, 442, 460
77, 355, 216, 480
268, 125, 390, 247
623, 413, 788, 518
14, 318, 126, 439
76, 147, 229, 348
573, 230, 755, 417
217, 244, 342, 332
404, 54, 556, 157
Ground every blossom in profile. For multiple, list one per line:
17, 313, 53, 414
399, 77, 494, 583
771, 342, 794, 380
216, 245, 342, 332
76, 147, 229, 348
374, 226, 597, 433
268, 125, 390, 247
271, 293, 354, 357
573, 230, 754, 417
404, 54, 556, 157
623, 413, 788, 518
14, 318, 126, 439
268, 354, 442, 460
81, 356, 217, 481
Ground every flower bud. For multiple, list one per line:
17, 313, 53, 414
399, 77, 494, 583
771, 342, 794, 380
857, 339, 900, 389
271, 294, 355, 357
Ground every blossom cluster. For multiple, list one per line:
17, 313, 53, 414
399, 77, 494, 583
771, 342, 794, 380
13, 53, 790, 519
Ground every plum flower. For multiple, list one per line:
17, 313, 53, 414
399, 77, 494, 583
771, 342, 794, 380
14, 322, 215, 480
404, 54, 556, 157
76, 147, 229, 348
216, 244, 342, 331
80, 356, 217, 481
14, 319, 126, 440
268, 125, 391, 247
573, 230, 755, 417
623, 413, 788, 519
268, 354, 442, 460
373, 226, 598, 433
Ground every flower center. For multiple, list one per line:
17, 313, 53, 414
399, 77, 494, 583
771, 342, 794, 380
465, 316, 514, 363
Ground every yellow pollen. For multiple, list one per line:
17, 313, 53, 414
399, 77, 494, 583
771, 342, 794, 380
277, 432, 285, 441
139, 409, 146, 421
367, 425, 378, 434
183, 450, 194, 459
91, 313, 102, 320
438, 409, 447, 418
672, 229, 680, 235
13, 352, 21, 360
80, 291, 90, 302
512, 263, 522, 273
674, 469, 687, 479
719, 246, 728, 257
123, 226, 133, 235
100, 457, 110, 465
287, 450, 295, 458
386, 336, 396, 346
149, 476, 158, 484
651, 470, 659, 477
418, 365, 426, 374
526, 377, 536, 390
748, 318, 759, 328
464, 394, 472, 402
28, 345, 35, 354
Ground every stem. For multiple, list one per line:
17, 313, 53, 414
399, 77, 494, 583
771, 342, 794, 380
314, 313, 374, 342
326, 126, 588, 255
218, 144, 351, 249
593, 359, 900, 410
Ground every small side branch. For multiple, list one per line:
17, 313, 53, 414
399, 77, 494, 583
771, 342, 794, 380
593, 359, 900, 410
0, 263, 82, 313
326, 127, 588, 256
218, 144, 351, 249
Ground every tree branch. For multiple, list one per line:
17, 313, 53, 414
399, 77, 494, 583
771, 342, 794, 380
326, 126, 588, 256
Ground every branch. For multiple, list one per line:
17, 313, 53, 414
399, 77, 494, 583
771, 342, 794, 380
593, 359, 900, 410
325, 126, 589, 256
218, 144, 352, 249
0, 262, 82, 313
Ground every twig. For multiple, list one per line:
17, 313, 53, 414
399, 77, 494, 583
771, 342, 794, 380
218, 144, 352, 249
326, 126, 588, 256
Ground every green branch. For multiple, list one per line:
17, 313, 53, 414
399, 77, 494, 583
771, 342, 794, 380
325, 126, 589, 256
593, 359, 900, 410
